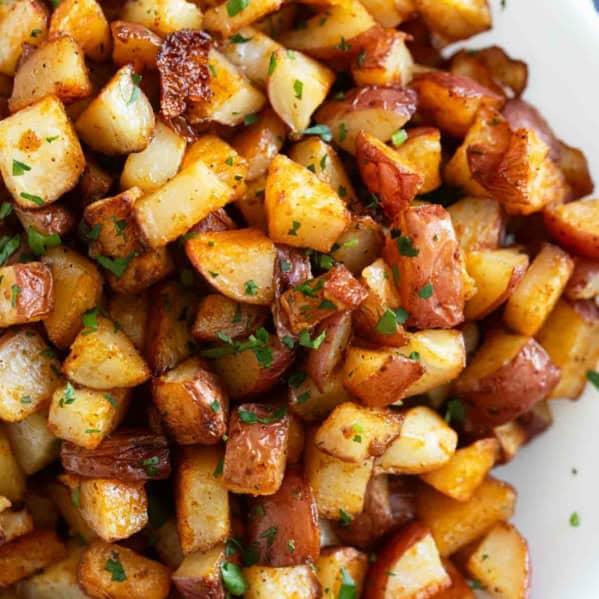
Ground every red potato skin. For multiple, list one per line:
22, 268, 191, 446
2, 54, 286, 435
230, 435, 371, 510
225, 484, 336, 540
247, 337, 295, 398
305, 311, 352, 392
356, 130, 424, 219
564, 258, 599, 300
385, 204, 465, 329
324, 265, 369, 309
333, 475, 417, 549
246, 467, 320, 567
363, 521, 449, 599
543, 202, 599, 260
61, 429, 171, 481
457, 337, 561, 429
15, 262, 55, 322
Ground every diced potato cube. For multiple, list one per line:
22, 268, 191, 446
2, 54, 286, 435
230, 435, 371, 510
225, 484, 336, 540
203, 0, 282, 37
176, 446, 230, 554
0, 95, 85, 207
265, 154, 350, 252
243, 564, 321, 599
172, 545, 226, 598
46, 479, 96, 543
111, 21, 162, 71
0, 504, 33, 547
48, 384, 130, 449
414, 0, 491, 42
316, 547, 369, 598
107, 293, 149, 351
76, 64, 155, 155
120, 0, 203, 37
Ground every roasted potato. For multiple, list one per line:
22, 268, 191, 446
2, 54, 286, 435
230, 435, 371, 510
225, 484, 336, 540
564, 257, 599, 300
243, 564, 321, 599
447, 196, 504, 252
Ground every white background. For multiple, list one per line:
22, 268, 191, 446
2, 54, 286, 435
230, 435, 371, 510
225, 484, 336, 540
451, 1, 599, 597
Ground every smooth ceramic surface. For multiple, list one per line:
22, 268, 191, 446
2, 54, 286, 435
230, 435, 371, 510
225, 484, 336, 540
450, 1, 599, 597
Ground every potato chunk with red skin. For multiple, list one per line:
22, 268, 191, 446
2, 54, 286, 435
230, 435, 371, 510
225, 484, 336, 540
152, 357, 229, 445
384, 204, 465, 329
223, 403, 289, 495
247, 468, 320, 566
456, 331, 560, 429
564, 258, 599, 300
411, 72, 505, 138
364, 522, 450, 599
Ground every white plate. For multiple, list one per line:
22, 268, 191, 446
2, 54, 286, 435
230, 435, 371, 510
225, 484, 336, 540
451, 1, 599, 597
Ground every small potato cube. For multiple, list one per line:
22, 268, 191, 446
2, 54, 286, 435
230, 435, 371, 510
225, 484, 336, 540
79, 540, 171, 599
420, 439, 500, 501
0, 0, 48, 76
316, 547, 368, 598
152, 357, 228, 445
0, 530, 66, 588
121, 120, 186, 192
76, 64, 155, 155
247, 468, 320, 567
186, 228, 276, 306
49, 0, 111, 61
0, 429, 25, 501
203, 0, 282, 37
134, 158, 234, 248
393, 127, 442, 194
414, 0, 491, 42
0, 95, 85, 207
265, 154, 350, 252
111, 21, 162, 71
172, 545, 226, 598
144, 282, 197, 374
243, 564, 321, 599
267, 48, 335, 133
375, 406, 458, 475
16, 546, 88, 599
305, 430, 373, 519
176, 446, 230, 554
0, 504, 33, 547
181, 135, 248, 201
108, 293, 149, 351
465, 522, 530, 599
448, 196, 505, 252
192, 294, 268, 342
417, 476, 516, 557
48, 384, 130, 449
4, 410, 59, 475
503, 243, 574, 336
42, 246, 103, 349
120, 0, 203, 37
537, 299, 599, 399
64, 315, 151, 389
315, 402, 402, 463
77, 477, 148, 542
223, 404, 289, 495
9, 35, 92, 113
0, 328, 62, 422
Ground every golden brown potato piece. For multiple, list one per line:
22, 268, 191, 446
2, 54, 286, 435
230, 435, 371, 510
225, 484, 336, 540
543, 198, 599, 259
332, 475, 417, 549
557, 140, 594, 199
120, 0, 202, 37
464, 248, 529, 320
172, 545, 226, 599
364, 522, 450, 599
61, 429, 170, 481
186, 228, 276, 305
192, 294, 268, 342
537, 299, 599, 399
384, 203, 464, 329
111, 21, 162, 71
455, 331, 560, 428
466, 522, 531, 599
0, 95, 85, 208
107, 292, 148, 351
411, 72, 504, 138
175, 445, 230, 555
0, 262, 54, 328
449, 46, 528, 98
414, 0, 491, 43
375, 406, 457, 475
447, 197, 504, 252
420, 439, 499, 502
78, 540, 171, 599
152, 357, 228, 445
9, 35, 92, 113
316, 546, 369, 598
203, 0, 281, 36
503, 243, 574, 336
223, 403, 289, 495
0, 530, 66, 588
564, 258, 599, 300
265, 154, 350, 252
243, 564, 321, 599
144, 281, 196, 375
0, 328, 61, 422
356, 130, 424, 219
417, 476, 516, 557
315, 402, 402, 463
315, 86, 417, 153
49, 0, 111, 62
246, 468, 320, 566
15, 203, 75, 237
